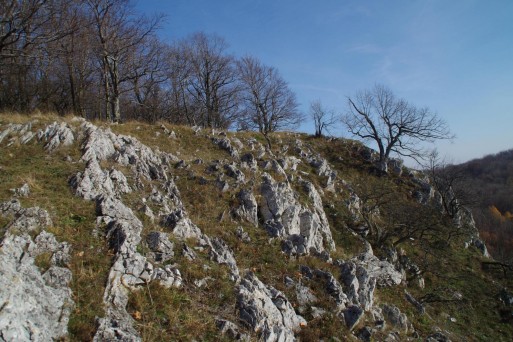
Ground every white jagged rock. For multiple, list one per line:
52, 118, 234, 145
237, 272, 306, 341
0, 203, 73, 341
353, 246, 403, 288
233, 189, 258, 226
0, 234, 74, 341
260, 173, 335, 256
145, 231, 174, 263
40, 121, 75, 152
0, 122, 34, 144
93, 196, 146, 341
208, 237, 240, 282
10, 183, 30, 197
70, 158, 131, 200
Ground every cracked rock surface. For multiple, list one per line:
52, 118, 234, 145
0, 200, 73, 341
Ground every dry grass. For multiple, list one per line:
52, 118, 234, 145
0, 135, 110, 341
2, 115, 512, 341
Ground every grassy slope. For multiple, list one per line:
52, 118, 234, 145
0, 114, 511, 341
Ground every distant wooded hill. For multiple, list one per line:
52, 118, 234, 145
453, 149, 513, 262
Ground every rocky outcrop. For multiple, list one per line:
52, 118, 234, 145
10, 183, 30, 197
0, 122, 36, 145
93, 196, 146, 341
260, 173, 335, 256
352, 246, 403, 288
337, 246, 402, 313
212, 137, 239, 158
382, 304, 410, 333
208, 237, 240, 282
216, 318, 250, 341
70, 158, 131, 200
307, 156, 337, 191
339, 260, 376, 312
237, 272, 306, 341
145, 231, 174, 263
39, 121, 75, 152
1, 200, 53, 234
233, 189, 258, 226
0, 201, 73, 341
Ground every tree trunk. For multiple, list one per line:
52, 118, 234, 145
376, 157, 388, 173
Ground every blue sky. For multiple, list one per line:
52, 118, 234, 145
136, 0, 513, 165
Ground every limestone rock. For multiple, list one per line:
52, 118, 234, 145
237, 272, 306, 341
341, 304, 364, 330
209, 237, 240, 282
279, 156, 301, 172
31, 230, 72, 266
0, 199, 22, 217
4, 205, 52, 234
10, 183, 30, 197
145, 231, 174, 263
92, 196, 146, 341
79, 122, 117, 162
236, 226, 252, 243
182, 243, 197, 260
473, 238, 490, 257
308, 156, 337, 191
0, 203, 73, 341
70, 158, 131, 200
40, 121, 75, 152
0, 123, 30, 143
356, 326, 373, 342
241, 153, 258, 170
212, 137, 239, 158
312, 269, 348, 308
382, 304, 410, 333
152, 265, 182, 288
161, 209, 203, 239
295, 283, 317, 309
339, 260, 376, 311
354, 247, 403, 287
224, 163, 245, 183
0, 233, 74, 341
260, 174, 335, 256
232, 189, 258, 226
216, 318, 250, 341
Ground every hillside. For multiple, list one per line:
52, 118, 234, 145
0, 114, 512, 341
451, 150, 513, 264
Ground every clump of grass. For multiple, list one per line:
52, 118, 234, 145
34, 251, 53, 272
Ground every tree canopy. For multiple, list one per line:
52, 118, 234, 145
343, 84, 453, 172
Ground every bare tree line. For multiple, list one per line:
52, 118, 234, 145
0, 0, 301, 131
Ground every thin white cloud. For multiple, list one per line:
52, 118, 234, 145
345, 43, 382, 54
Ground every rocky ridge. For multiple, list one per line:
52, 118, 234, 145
0, 117, 503, 341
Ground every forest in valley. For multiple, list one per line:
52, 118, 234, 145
452, 149, 513, 264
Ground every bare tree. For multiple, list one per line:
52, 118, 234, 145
424, 150, 476, 219
310, 99, 337, 138
186, 32, 240, 128
0, 0, 75, 111
164, 40, 194, 125
125, 37, 169, 122
237, 55, 301, 147
87, 0, 163, 122
343, 84, 453, 172
0, 0, 71, 59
